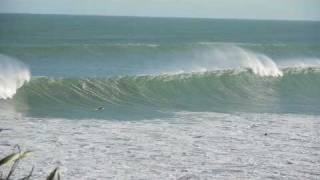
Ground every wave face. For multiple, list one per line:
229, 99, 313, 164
6, 67, 320, 119
0, 54, 30, 99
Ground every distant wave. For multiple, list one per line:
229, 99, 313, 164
113, 43, 159, 48
0, 54, 30, 99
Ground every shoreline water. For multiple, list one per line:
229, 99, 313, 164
0, 112, 319, 179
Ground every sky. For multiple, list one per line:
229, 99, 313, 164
0, 0, 320, 21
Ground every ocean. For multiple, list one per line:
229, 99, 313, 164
0, 14, 319, 179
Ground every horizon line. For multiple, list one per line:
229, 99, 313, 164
1, 12, 319, 22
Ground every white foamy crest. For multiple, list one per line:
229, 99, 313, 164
278, 58, 320, 69
236, 47, 283, 77
191, 45, 283, 77
0, 54, 31, 99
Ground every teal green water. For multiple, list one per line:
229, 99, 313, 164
0, 14, 320, 119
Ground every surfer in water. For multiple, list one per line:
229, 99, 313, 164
95, 106, 104, 111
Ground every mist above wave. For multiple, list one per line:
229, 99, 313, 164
160, 46, 283, 77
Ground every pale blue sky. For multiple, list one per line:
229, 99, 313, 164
1, 0, 319, 20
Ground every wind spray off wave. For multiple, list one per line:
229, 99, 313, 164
231, 46, 283, 77
185, 46, 283, 77
0, 54, 31, 99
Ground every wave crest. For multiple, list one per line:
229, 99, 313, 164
0, 54, 31, 99
189, 46, 283, 77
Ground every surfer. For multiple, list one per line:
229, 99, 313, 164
0, 128, 11, 132
95, 106, 104, 111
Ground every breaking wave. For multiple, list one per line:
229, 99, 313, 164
2, 46, 320, 118
7, 67, 320, 119
182, 46, 283, 77
0, 54, 30, 99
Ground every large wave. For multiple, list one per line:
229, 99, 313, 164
2, 46, 320, 119
8, 67, 320, 119
0, 54, 30, 99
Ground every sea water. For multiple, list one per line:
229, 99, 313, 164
0, 14, 319, 179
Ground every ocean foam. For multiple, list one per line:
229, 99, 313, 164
278, 58, 320, 69
0, 54, 31, 99
0, 113, 319, 179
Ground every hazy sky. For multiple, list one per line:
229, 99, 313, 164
1, 0, 320, 20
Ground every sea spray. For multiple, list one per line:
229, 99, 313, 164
186, 46, 283, 77
0, 54, 31, 99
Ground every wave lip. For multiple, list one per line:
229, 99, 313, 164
0, 54, 30, 99
237, 48, 283, 77
204, 46, 283, 77
164, 45, 284, 78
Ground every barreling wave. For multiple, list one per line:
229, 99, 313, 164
6, 67, 320, 119
0, 54, 30, 99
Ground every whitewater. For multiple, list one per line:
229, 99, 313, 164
0, 14, 319, 179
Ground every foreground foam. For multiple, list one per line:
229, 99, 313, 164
0, 113, 319, 179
